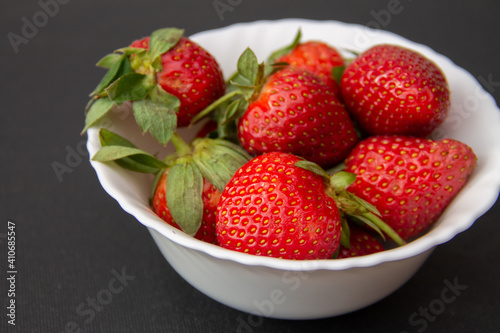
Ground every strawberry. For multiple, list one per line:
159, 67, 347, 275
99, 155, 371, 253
337, 225, 384, 259
216, 152, 341, 259
129, 36, 226, 127
238, 66, 357, 169
216, 152, 405, 260
193, 48, 358, 169
152, 169, 220, 244
340, 44, 450, 137
91, 129, 250, 243
344, 136, 477, 240
274, 40, 344, 97
83, 27, 225, 146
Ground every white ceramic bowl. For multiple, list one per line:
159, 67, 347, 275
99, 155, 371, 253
87, 19, 500, 320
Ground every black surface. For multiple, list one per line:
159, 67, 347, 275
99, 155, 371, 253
2, 0, 500, 332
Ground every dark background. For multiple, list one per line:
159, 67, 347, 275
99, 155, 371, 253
2, 0, 500, 332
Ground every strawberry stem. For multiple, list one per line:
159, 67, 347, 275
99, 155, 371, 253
356, 212, 406, 246
169, 133, 191, 155
190, 90, 242, 125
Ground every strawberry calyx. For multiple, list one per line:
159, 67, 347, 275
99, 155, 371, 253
294, 161, 406, 247
189, 47, 284, 140
328, 172, 406, 246
92, 128, 250, 236
131, 28, 184, 74
189, 137, 251, 192
83, 28, 186, 146
161, 135, 250, 235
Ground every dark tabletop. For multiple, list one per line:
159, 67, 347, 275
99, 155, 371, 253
2, 0, 500, 332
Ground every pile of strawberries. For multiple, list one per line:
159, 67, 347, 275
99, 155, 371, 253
84, 27, 477, 260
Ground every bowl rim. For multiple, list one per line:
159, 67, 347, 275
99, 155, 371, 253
87, 18, 500, 272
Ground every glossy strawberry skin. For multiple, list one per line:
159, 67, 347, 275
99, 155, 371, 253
238, 67, 358, 169
337, 225, 384, 259
276, 41, 344, 97
152, 170, 221, 244
130, 36, 226, 127
345, 136, 477, 240
341, 44, 450, 137
216, 152, 342, 260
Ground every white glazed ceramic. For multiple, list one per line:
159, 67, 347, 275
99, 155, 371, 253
87, 19, 500, 320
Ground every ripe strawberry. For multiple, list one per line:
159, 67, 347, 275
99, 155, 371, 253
341, 44, 450, 137
84, 27, 225, 146
238, 66, 358, 169
129, 35, 226, 127
216, 152, 404, 260
216, 152, 342, 259
275, 41, 344, 97
337, 225, 384, 259
344, 136, 477, 240
152, 170, 220, 244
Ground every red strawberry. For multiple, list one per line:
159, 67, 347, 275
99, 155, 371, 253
341, 44, 450, 137
216, 152, 342, 259
344, 136, 477, 240
130, 35, 226, 127
275, 41, 344, 97
152, 170, 220, 244
337, 225, 384, 259
84, 28, 226, 147
216, 152, 404, 260
238, 66, 358, 169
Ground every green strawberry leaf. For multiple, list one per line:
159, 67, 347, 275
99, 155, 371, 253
98, 128, 135, 147
265, 61, 289, 76
95, 128, 168, 173
106, 72, 156, 105
132, 85, 179, 145
266, 28, 302, 65
222, 98, 248, 125
114, 46, 147, 56
330, 171, 357, 191
191, 138, 250, 191
237, 47, 259, 85
148, 28, 184, 71
81, 97, 116, 134
332, 65, 345, 85
347, 192, 382, 217
352, 212, 405, 246
96, 53, 122, 69
149, 83, 181, 109
92, 145, 167, 173
348, 214, 386, 240
90, 53, 133, 97
339, 216, 351, 249
228, 82, 255, 100
295, 160, 330, 180
331, 247, 340, 259
342, 48, 360, 57
166, 161, 204, 236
